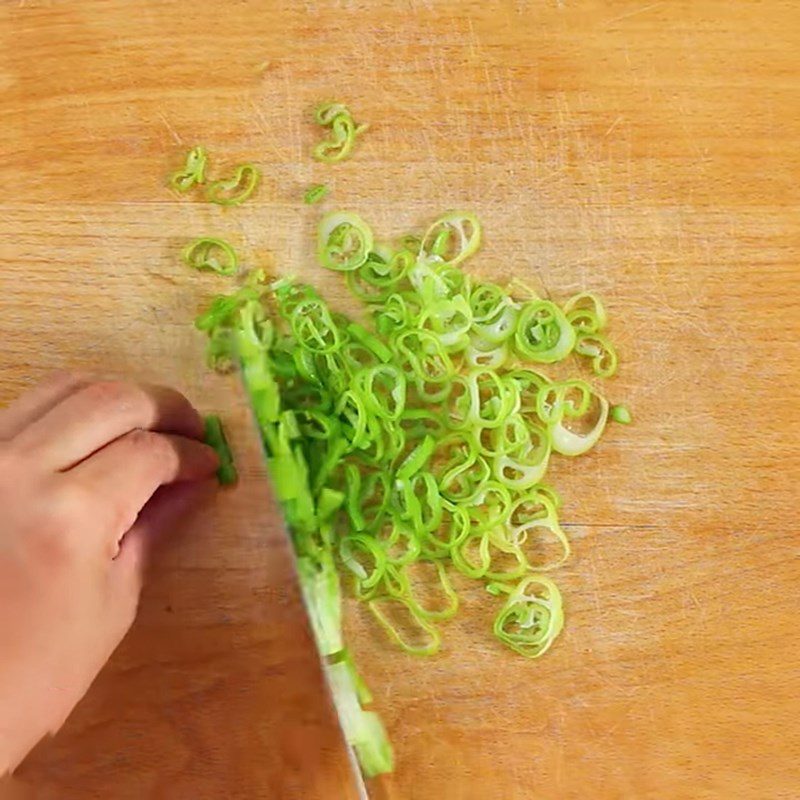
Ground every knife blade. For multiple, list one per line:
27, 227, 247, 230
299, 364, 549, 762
240, 373, 370, 800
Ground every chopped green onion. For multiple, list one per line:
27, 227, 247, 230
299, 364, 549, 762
564, 292, 607, 333
304, 184, 330, 204
318, 211, 373, 271
611, 404, 632, 424
541, 381, 610, 457
206, 163, 260, 206
326, 658, 394, 776
312, 101, 367, 163
182, 237, 239, 276
486, 576, 564, 658
298, 553, 343, 655
188, 203, 631, 778
575, 333, 618, 377
170, 145, 208, 193
419, 212, 481, 267
514, 300, 576, 363
347, 323, 392, 363
369, 596, 442, 656
203, 415, 237, 485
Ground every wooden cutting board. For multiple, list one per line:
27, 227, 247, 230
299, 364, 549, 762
0, 1, 798, 798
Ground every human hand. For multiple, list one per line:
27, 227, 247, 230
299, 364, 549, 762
0, 373, 219, 773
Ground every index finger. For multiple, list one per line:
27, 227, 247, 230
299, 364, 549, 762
13, 381, 206, 472
66, 430, 219, 556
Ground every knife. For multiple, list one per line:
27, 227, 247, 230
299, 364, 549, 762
240, 370, 371, 800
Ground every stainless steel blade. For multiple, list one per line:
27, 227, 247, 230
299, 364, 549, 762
240, 378, 369, 800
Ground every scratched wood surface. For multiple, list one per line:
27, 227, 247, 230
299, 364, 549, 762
0, 1, 798, 798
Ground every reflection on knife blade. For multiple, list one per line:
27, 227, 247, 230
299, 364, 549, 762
235, 311, 394, 790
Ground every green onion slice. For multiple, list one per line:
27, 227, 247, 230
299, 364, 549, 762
312, 102, 367, 163
575, 333, 618, 378
564, 291, 607, 333
318, 211, 374, 271
487, 575, 564, 658
170, 145, 207, 193
203, 415, 237, 485
182, 237, 238, 276
188, 206, 633, 781
611, 404, 632, 424
304, 183, 330, 204
419, 212, 481, 267
206, 163, 260, 206
514, 300, 576, 363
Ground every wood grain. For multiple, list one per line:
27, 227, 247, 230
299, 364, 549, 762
0, 1, 798, 798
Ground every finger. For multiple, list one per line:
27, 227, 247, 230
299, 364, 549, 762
14, 381, 206, 471
67, 430, 219, 553
0, 371, 88, 440
111, 479, 218, 597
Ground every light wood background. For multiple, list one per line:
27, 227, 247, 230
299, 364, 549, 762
0, 1, 798, 798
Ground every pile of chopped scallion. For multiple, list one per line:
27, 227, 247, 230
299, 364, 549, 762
172, 103, 630, 778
